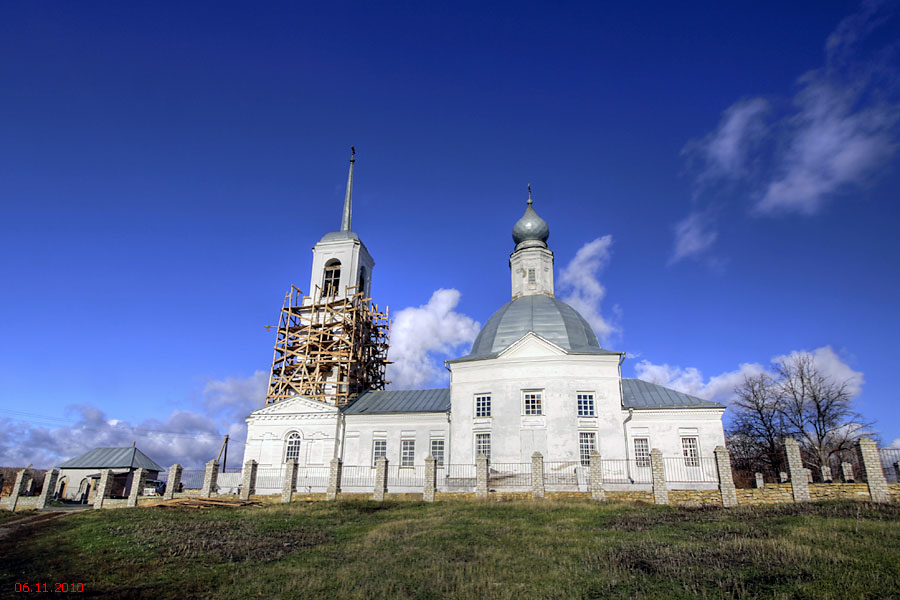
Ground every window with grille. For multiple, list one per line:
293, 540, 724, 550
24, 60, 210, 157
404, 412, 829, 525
528, 268, 536, 284
475, 394, 491, 417
579, 432, 596, 467
372, 439, 386, 466
323, 260, 341, 297
682, 437, 700, 467
577, 393, 595, 416
475, 433, 491, 461
430, 439, 445, 466
285, 432, 301, 463
523, 391, 542, 415
634, 438, 650, 467
401, 439, 415, 468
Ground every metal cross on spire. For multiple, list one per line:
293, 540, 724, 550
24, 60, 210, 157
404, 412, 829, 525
527, 183, 532, 205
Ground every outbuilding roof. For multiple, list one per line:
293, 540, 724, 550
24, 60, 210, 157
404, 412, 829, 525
622, 379, 724, 409
342, 388, 451, 415
57, 447, 164, 471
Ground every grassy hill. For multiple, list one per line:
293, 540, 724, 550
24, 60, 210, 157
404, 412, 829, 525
2, 500, 899, 599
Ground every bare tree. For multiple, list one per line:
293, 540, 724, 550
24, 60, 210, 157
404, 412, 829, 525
727, 373, 788, 475
775, 354, 875, 469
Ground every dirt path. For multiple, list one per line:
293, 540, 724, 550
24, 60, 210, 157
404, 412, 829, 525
0, 510, 83, 541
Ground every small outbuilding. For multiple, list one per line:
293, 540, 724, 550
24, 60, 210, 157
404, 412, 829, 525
56, 447, 164, 502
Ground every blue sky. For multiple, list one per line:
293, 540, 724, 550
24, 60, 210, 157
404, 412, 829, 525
1, 1, 898, 467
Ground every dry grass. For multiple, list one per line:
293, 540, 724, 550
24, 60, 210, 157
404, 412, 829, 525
1, 500, 898, 599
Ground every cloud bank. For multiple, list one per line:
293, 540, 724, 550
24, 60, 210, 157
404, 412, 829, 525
634, 345, 863, 406
559, 236, 619, 343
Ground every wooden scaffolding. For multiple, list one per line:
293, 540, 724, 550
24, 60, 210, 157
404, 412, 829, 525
265, 284, 390, 406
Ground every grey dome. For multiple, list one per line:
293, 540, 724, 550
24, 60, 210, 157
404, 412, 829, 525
512, 201, 549, 246
459, 295, 613, 361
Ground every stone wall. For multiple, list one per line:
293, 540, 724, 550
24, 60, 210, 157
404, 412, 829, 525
735, 484, 795, 505
808, 483, 871, 502
669, 489, 723, 506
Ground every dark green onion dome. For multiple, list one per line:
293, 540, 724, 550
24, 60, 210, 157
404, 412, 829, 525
454, 295, 618, 362
512, 197, 549, 247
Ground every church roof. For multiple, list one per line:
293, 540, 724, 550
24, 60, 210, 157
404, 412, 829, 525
621, 379, 724, 409
342, 388, 451, 415
453, 295, 619, 362
57, 447, 164, 471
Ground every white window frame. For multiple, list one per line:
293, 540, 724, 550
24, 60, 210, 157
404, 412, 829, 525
527, 268, 536, 284
401, 439, 415, 468
430, 438, 445, 467
285, 432, 302, 463
682, 436, 700, 467
475, 394, 491, 418
579, 432, 596, 467
372, 439, 387, 467
633, 438, 650, 467
523, 390, 543, 415
577, 392, 595, 417
475, 433, 491, 461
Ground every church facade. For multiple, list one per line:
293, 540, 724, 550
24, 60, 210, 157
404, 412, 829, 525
243, 173, 726, 491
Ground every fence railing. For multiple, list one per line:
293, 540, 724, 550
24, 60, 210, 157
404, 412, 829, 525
341, 465, 376, 489
180, 470, 205, 490
663, 457, 718, 483
543, 461, 581, 487
879, 448, 900, 484
255, 467, 284, 490
295, 467, 329, 490
488, 463, 531, 488
599, 459, 652, 484
439, 464, 475, 491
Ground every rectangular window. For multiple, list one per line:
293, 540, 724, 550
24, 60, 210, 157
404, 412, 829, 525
528, 268, 536, 284
634, 438, 650, 467
475, 433, 491, 461
579, 432, 596, 467
475, 394, 491, 418
523, 391, 542, 415
682, 437, 699, 467
401, 439, 415, 468
430, 439, 445, 467
372, 439, 386, 467
577, 393, 595, 417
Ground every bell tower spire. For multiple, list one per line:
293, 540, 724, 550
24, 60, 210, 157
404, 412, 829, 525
509, 185, 554, 299
340, 146, 355, 231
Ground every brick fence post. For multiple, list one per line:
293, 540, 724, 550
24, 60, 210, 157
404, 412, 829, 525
424, 455, 436, 502
127, 468, 147, 507
240, 460, 258, 501
589, 451, 605, 501
326, 458, 342, 501
475, 454, 489, 499
93, 469, 112, 509
755, 473, 765, 489
650, 449, 668, 505
784, 439, 809, 502
855, 438, 890, 503
282, 459, 298, 503
164, 464, 182, 500
714, 446, 738, 508
7, 469, 27, 511
200, 460, 219, 499
373, 456, 388, 501
531, 452, 545, 500
841, 461, 855, 482
38, 469, 59, 509
820, 465, 833, 483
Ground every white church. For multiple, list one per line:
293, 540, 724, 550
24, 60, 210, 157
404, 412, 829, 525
242, 163, 726, 489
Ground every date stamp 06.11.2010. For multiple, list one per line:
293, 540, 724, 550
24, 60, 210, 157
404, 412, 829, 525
13, 583, 84, 593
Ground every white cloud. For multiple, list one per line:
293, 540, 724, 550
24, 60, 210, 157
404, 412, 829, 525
0, 371, 268, 470
682, 97, 769, 183
386, 289, 480, 389
634, 344, 863, 405
670, 211, 718, 263
559, 236, 618, 343
634, 360, 767, 405
674, 2, 900, 259
890, 438, 900, 449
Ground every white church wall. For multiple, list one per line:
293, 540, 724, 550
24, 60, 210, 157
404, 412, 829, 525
342, 413, 449, 468
626, 409, 726, 457
308, 238, 374, 299
449, 343, 627, 465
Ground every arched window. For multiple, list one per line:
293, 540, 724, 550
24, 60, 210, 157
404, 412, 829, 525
285, 432, 302, 463
358, 266, 367, 295
323, 259, 341, 297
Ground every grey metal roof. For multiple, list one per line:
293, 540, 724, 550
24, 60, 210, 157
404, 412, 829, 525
512, 200, 549, 246
452, 295, 619, 362
318, 230, 360, 243
57, 447, 164, 471
342, 388, 450, 415
622, 379, 724, 409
